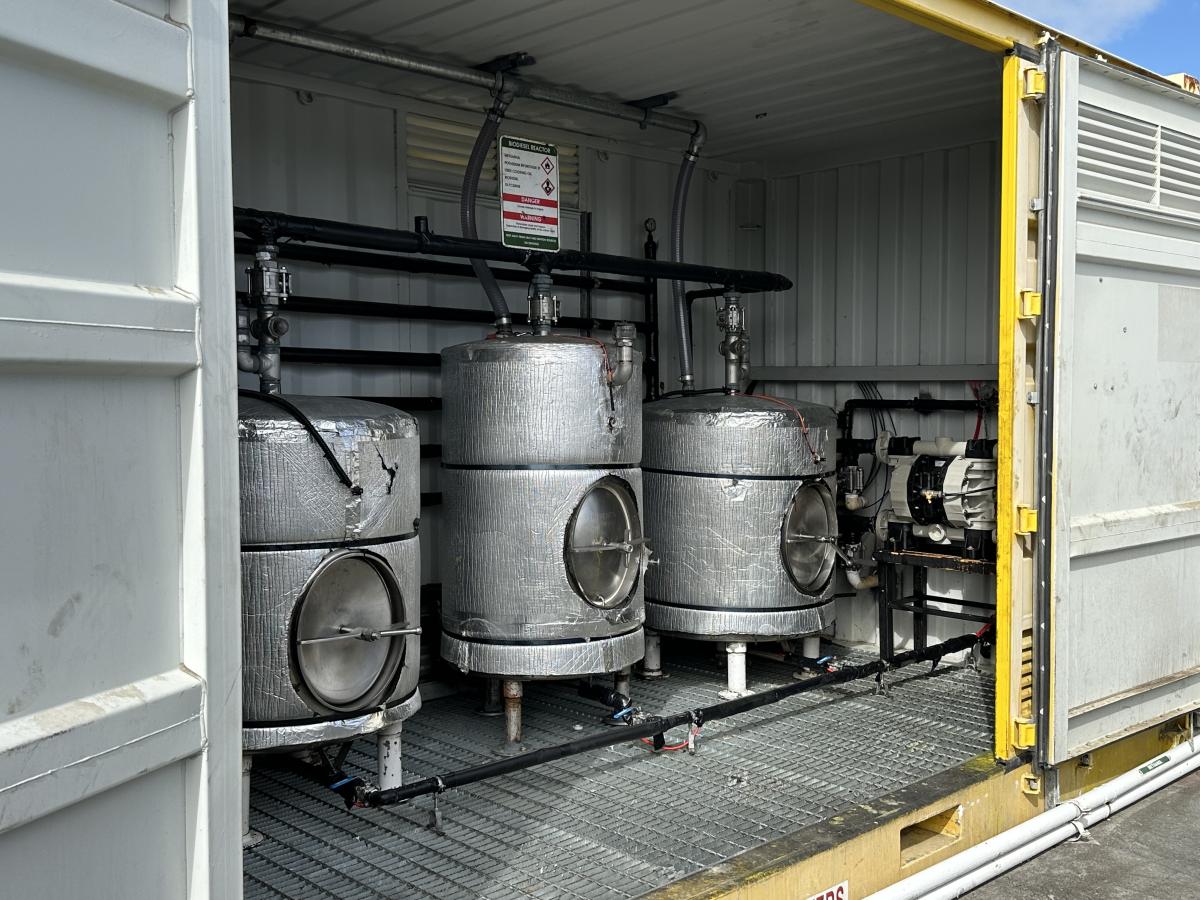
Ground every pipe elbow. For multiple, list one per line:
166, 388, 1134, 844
687, 120, 708, 157
611, 358, 636, 387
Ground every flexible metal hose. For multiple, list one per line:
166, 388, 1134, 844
462, 96, 513, 330
670, 153, 697, 386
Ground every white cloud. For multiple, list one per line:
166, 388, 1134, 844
1000, 0, 1160, 44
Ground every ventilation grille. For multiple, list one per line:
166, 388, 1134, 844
406, 113, 580, 208
1077, 102, 1200, 215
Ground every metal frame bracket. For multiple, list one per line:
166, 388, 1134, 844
1023, 68, 1047, 100
1019, 290, 1043, 319
1016, 505, 1039, 535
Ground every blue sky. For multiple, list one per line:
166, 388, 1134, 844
1003, 1, 1199, 75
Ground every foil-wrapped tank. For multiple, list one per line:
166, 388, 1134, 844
440, 335, 646, 677
643, 394, 839, 640
239, 395, 422, 751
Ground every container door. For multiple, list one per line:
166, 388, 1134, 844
0, 3, 240, 897
1043, 50, 1200, 763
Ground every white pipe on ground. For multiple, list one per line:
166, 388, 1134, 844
868, 738, 1200, 900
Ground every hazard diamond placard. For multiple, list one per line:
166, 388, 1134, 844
499, 135, 559, 251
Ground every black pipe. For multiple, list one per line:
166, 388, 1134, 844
643, 219, 660, 399
354, 630, 985, 809
281, 347, 441, 368
350, 396, 442, 412
244, 292, 649, 334
461, 91, 514, 329
839, 397, 990, 443
235, 238, 651, 296
233, 208, 792, 293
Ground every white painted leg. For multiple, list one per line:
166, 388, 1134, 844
719, 641, 751, 699
377, 722, 404, 790
241, 755, 264, 849
802, 636, 822, 660
642, 629, 664, 678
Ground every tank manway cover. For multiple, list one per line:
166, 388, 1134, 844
643, 394, 835, 478
238, 395, 420, 545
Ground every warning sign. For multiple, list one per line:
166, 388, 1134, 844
499, 135, 559, 251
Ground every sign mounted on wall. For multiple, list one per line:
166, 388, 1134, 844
499, 136, 560, 251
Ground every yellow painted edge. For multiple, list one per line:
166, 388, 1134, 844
854, 0, 1014, 52
645, 759, 1039, 900
994, 53, 1021, 762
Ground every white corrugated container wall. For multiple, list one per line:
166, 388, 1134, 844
0, 2, 240, 897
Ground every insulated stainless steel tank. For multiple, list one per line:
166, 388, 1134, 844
643, 394, 838, 649
439, 334, 646, 680
238, 395, 422, 753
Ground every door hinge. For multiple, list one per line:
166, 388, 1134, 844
1014, 719, 1037, 748
1023, 69, 1047, 100
1019, 290, 1042, 319
1016, 506, 1039, 534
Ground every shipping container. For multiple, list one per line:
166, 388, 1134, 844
1, 1, 1198, 898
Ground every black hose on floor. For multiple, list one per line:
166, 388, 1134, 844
351, 629, 988, 810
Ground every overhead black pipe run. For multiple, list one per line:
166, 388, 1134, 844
234, 237, 651, 296
241, 292, 649, 335
233, 208, 792, 294
346, 629, 986, 809
839, 397, 991, 443
281, 347, 441, 368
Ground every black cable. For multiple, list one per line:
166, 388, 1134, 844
354, 630, 986, 809
238, 389, 361, 494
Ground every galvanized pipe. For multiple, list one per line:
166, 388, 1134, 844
228, 15, 703, 138
502, 680, 524, 747
642, 629, 664, 678
376, 722, 404, 790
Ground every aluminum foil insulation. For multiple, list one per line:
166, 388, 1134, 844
239, 395, 420, 545
440, 335, 645, 678
241, 537, 420, 727
643, 394, 838, 641
643, 394, 835, 477
440, 468, 645, 672
441, 335, 642, 466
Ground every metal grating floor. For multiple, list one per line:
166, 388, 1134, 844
244, 643, 993, 900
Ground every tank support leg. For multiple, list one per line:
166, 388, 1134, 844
614, 666, 632, 700
377, 722, 404, 790
497, 679, 526, 755
642, 629, 664, 679
802, 635, 822, 661
242, 755, 264, 849
478, 677, 503, 716
719, 641, 752, 699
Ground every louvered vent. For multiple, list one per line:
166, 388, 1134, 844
406, 113, 579, 208
1161, 127, 1200, 214
1077, 102, 1158, 204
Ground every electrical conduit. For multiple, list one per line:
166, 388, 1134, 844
867, 736, 1200, 900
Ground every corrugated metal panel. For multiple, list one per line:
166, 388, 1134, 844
759, 142, 1000, 649
229, 0, 1000, 163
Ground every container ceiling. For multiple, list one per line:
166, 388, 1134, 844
229, 0, 1002, 165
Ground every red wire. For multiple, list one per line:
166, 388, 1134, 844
746, 393, 822, 464
975, 622, 992, 639
578, 336, 615, 383
640, 737, 690, 752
